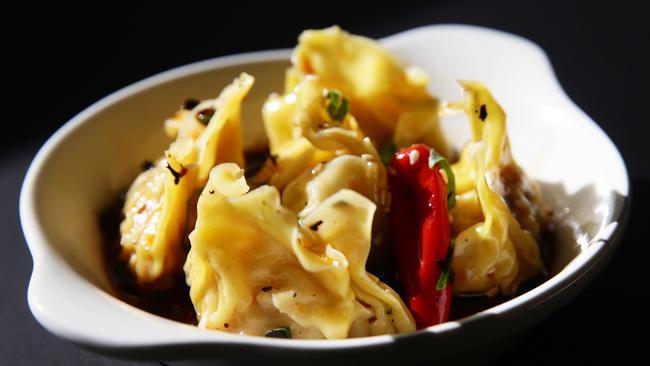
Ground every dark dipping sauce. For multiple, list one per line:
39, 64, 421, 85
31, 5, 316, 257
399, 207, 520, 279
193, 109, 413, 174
99, 151, 552, 327
99, 192, 197, 326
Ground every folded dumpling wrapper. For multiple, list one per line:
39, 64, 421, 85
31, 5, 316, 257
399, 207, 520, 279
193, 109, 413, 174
184, 163, 415, 339
290, 26, 450, 157
120, 73, 254, 287
450, 81, 544, 296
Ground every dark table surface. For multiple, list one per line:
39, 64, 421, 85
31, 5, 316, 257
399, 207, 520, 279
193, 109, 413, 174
2, 1, 646, 364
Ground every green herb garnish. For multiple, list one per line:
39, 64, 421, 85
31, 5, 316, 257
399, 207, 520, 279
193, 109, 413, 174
264, 326, 292, 338
436, 239, 455, 291
379, 141, 397, 165
325, 89, 349, 122
428, 149, 456, 209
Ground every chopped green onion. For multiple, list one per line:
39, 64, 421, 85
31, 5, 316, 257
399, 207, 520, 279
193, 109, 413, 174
264, 326, 292, 338
379, 141, 397, 166
325, 89, 349, 122
196, 108, 215, 125
428, 149, 456, 209
436, 239, 455, 291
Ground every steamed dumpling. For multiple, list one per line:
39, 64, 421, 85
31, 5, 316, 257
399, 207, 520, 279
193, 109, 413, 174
290, 26, 450, 157
263, 76, 388, 213
119, 73, 254, 287
450, 81, 544, 296
184, 163, 415, 339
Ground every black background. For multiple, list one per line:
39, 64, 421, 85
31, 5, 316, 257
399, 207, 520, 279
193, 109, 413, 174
2, 1, 646, 364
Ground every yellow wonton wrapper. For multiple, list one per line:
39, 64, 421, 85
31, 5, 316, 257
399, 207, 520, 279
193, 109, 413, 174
184, 163, 415, 339
289, 26, 450, 157
262, 76, 388, 212
450, 81, 543, 296
119, 73, 254, 287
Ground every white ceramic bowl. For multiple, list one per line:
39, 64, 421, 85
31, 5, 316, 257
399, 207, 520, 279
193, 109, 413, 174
20, 25, 629, 365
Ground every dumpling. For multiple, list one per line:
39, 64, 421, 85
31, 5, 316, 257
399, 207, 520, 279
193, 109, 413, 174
260, 74, 394, 283
119, 73, 254, 287
290, 26, 450, 157
261, 76, 360, 190
450, 81, 544, 296
282, 154, 387, 217
184, 163, 415, 339
261, 76, 386, 200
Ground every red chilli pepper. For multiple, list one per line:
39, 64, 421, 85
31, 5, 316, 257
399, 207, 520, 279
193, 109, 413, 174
388, 144, 455, 328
